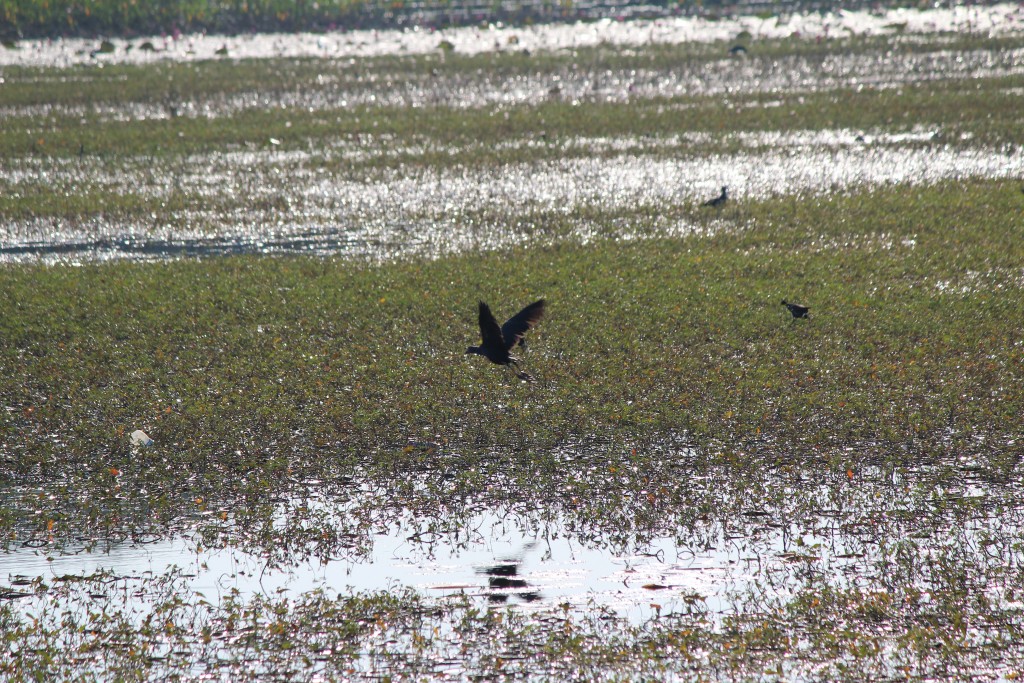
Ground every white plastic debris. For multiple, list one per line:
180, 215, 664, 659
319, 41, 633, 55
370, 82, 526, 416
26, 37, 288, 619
130, 430, 154, 447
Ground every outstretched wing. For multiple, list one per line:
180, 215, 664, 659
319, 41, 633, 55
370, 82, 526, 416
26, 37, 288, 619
478, 301, 506, 353
501, 299, 546, 350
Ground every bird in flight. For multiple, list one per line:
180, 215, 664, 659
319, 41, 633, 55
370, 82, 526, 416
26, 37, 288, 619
702, 186, 728, 208
466, 299, 546, 380
781, 299, 810, 319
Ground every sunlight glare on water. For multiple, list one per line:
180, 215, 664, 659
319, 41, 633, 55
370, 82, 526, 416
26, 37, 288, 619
4, 45, 1024, 119
2, 138, 1021, 262
1, 510, 748, 621
5, 486, 1014, 622
1, 3, 1021, 68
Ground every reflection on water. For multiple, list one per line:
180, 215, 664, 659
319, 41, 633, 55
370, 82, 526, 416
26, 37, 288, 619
478, 543, 542, 603
4, 456, 1024, 683
0, 511, 741, 619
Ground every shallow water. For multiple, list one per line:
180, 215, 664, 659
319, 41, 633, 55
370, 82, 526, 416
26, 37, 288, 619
0, 506, 868, 621
0, 516, 687, 616
6, 43, 1024, 121
4, 6, 1022, 265
5, 449, 1018, 613
3, 134, 1021, 263
1, 3, 1022, 69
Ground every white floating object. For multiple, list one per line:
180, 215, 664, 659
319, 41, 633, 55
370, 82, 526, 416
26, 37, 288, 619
130, 430, 154, 447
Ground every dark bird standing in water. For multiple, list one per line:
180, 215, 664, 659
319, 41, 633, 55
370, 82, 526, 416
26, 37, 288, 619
781, 299, 810, 319
466, 299, 545, 380
702, 186, 728, 207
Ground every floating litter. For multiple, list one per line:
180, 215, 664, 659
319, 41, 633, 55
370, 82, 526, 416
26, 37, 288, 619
130, 430, 154, 447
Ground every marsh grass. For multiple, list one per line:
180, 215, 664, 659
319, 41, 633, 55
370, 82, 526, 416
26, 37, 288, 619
5, 33, 1024, 106
2, 178, 1022, 551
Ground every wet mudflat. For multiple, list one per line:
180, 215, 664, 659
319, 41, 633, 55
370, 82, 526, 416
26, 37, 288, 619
3, 7, 1024, 681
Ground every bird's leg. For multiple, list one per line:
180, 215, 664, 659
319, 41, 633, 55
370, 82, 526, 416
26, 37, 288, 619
508, 358, 535, 383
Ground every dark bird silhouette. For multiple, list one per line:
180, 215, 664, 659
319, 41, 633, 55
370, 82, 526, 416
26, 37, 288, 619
478, 542, 542, 604
781, 299, 810, 319
480, 562, 529, 590
466, 299, 545, 378
702, 186, 728, 207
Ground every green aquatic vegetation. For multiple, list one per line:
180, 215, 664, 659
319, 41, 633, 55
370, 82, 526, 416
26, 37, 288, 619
6, 33, 1024, 110
3, 72, 1022, 159
1, 178, 1022, 552
2, 30, 1023, 161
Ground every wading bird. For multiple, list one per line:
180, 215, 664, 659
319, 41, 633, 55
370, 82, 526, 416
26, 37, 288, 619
702, 186, 728, 208
782, 299, 810, 319
466, 299, 545, 380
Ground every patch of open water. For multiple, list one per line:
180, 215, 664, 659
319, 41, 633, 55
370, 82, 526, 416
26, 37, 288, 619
0, 507, 859, 622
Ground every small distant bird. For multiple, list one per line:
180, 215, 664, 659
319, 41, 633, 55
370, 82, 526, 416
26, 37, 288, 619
702, 186, 728, 208
729, 44, 748, 55
781, 299, 810, 319
466, 299, 545, 379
